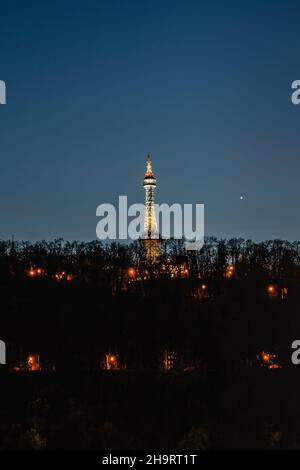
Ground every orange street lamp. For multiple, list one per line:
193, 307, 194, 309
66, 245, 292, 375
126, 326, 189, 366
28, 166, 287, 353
267, 285, 275, 294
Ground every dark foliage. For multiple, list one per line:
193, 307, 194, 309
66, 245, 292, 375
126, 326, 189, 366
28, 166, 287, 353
0, 237, 300, 449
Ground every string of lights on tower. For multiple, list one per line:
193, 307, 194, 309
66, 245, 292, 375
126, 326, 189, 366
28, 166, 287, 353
143, 154, 157, 238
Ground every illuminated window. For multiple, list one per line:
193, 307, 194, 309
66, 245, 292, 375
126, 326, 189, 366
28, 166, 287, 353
258, 351, 282, 369
104, 353, 120, 370
27, 354, 41, 371
280, 287, 288, 300
162, 350, 177, 371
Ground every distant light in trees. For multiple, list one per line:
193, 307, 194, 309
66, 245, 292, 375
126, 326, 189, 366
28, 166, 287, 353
27, 354, 41, 371
26, 267, 44, 278
128, 268, 135, 277
226, 265, 234, 279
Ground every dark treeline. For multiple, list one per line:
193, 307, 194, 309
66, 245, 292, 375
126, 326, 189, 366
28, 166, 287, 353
1, 236, 299, 369
1, 236, 300, 281
1, 237, 300, 449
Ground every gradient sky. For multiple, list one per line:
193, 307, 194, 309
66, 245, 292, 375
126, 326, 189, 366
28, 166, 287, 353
0, 0, 300, 242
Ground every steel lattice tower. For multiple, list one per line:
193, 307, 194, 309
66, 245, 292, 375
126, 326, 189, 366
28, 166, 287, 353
143, 154, 157, 238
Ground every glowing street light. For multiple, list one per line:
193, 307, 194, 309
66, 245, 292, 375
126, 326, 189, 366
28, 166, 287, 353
226, 265, 234, 278
128, 268, 135, 277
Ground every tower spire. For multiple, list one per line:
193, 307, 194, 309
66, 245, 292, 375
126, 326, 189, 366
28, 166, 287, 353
146, 154, 153, 176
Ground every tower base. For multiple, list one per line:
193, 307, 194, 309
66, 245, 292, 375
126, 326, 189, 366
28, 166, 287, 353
139, 237, 162, 265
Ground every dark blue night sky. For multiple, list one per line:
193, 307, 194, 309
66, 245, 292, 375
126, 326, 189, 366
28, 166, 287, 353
0, 0, 300, 241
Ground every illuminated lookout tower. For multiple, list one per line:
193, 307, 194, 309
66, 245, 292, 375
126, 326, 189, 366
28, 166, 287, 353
142, 154, 160, 264
143, 154, 157, 237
